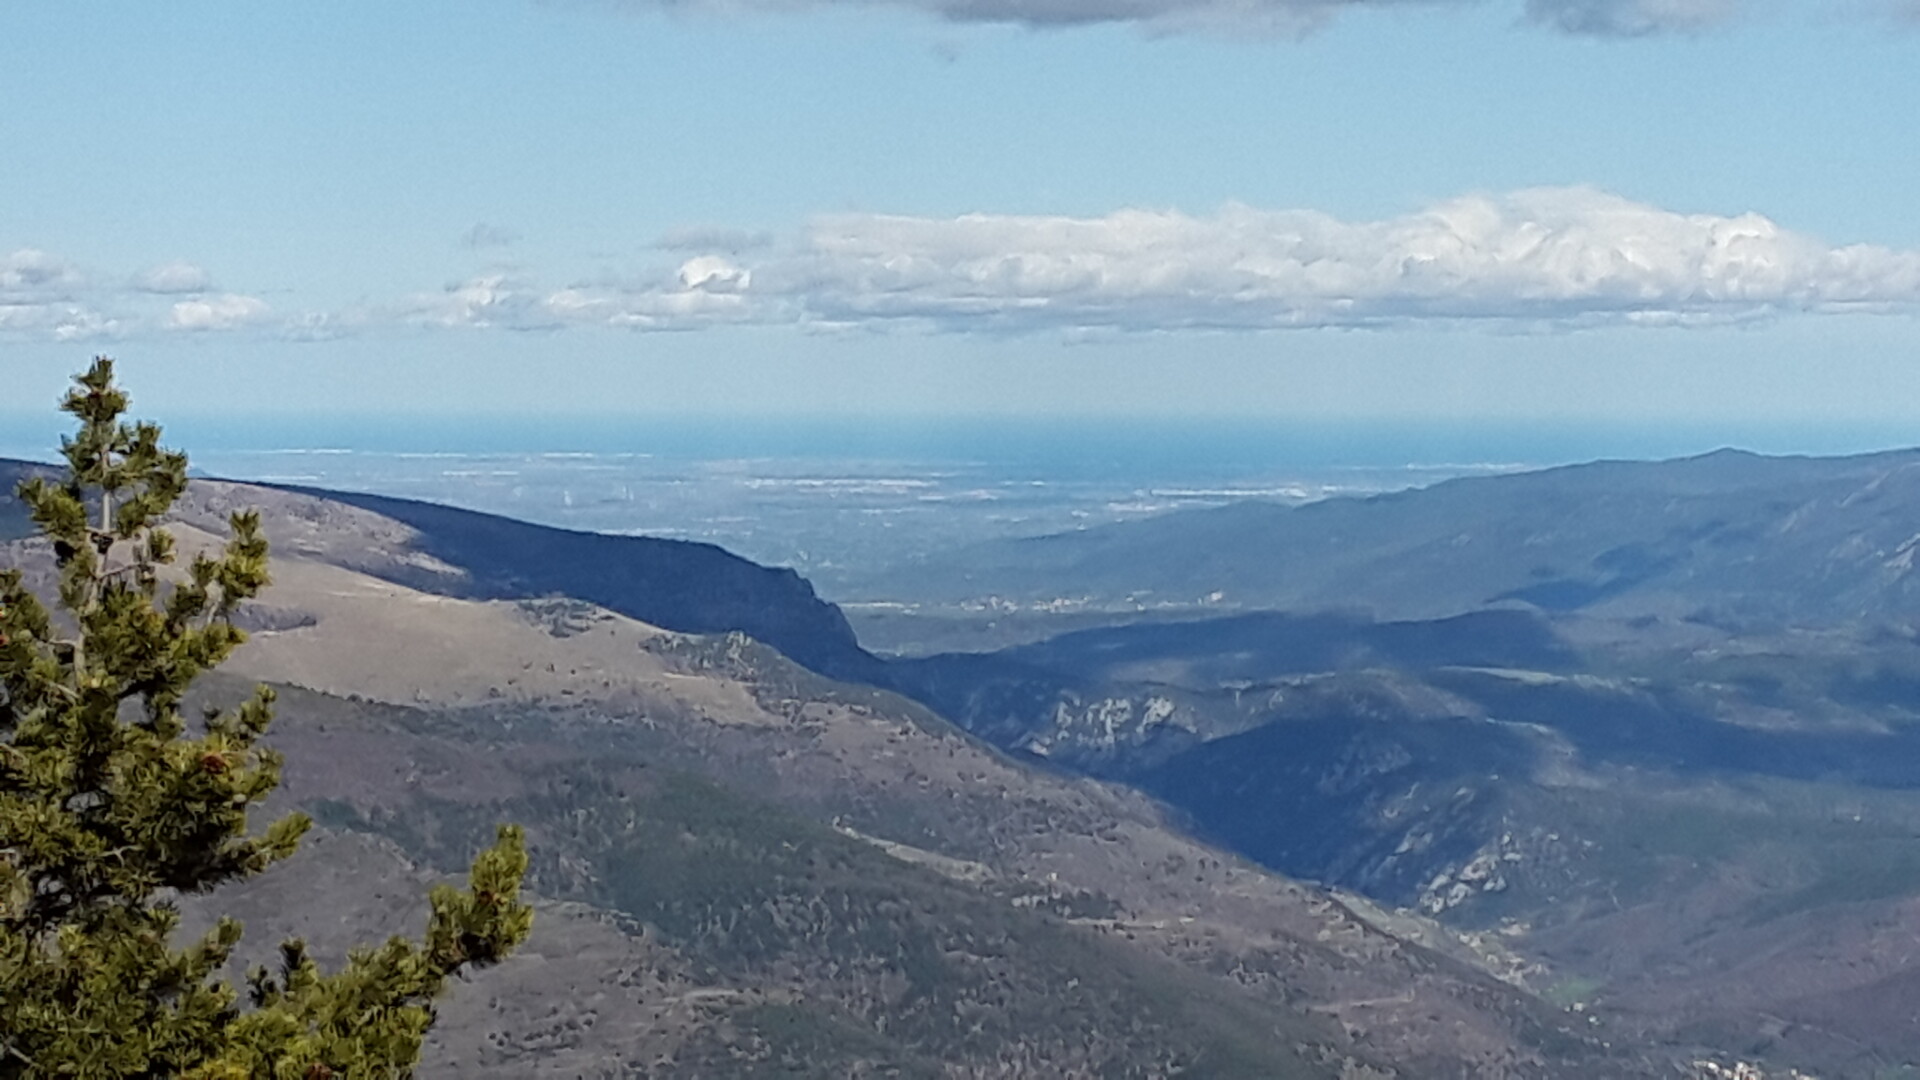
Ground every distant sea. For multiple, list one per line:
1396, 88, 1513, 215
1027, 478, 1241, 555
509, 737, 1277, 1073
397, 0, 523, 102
12, 412, 1918, 474
5, 413, 1916, 596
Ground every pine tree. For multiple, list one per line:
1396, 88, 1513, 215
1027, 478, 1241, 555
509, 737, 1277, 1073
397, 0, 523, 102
0, 358, 532, 1078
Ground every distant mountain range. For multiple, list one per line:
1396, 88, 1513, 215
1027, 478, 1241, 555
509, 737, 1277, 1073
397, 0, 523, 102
848, 446, 1920, 634
857, 446, 1920, 1076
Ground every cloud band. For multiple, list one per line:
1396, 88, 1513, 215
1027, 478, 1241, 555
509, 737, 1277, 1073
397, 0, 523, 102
13, 188, 1920, 342
508, 187, 1920, 335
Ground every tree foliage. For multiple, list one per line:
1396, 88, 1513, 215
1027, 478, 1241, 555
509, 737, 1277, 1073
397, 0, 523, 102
0, 358, 532, 1078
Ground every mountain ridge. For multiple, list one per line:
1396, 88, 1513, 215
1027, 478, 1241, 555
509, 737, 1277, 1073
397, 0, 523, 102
844, 443, 1920, 641
8, 448, 1902, 1074
0, 457, 1636, 1076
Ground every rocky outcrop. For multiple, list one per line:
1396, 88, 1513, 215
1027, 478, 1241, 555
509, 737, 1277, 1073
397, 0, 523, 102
6, 456, 882, 684
261, 483, 883, 683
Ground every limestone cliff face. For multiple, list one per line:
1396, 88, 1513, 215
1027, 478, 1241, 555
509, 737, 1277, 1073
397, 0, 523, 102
4, 458, 879, 682
263, 484, 883, 682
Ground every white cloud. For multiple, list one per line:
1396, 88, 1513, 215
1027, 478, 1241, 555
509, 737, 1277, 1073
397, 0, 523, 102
542, 257, 767, 330
167, 293, 271, 331
568, 188, 1920, 334
50, 309, 121, 341
596, 0, 1761, 35
39, 189, 1904, 343
677, 255, 752, 292
282, 310, 363, 342
0, 249, 110, 339
134, 260, 214, 294
0, 302, 119, 341
1, 249, 78, 291
0, 249, 274, 338
399, 274, 557, 330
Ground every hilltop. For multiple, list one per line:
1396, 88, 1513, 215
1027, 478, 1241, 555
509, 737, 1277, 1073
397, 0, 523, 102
842, 446, 1920, 652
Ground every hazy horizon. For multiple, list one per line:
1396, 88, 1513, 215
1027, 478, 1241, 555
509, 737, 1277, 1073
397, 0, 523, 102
7, 411, 1920, 470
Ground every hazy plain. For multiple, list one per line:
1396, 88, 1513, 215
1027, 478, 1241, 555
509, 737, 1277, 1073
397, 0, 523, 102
10, 413, 1910, 602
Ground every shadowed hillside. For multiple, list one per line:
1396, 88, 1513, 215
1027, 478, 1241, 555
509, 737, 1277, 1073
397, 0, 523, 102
854, 447, 1920, 1077
270, 483, 885, 682
845, 446, 1920, 641
0, 460, 878, 681
0, 468, 1640, 1077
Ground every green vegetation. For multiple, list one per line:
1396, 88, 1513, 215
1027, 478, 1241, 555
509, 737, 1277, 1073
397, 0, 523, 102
318, 754, 1335, 1079
1420, 775, 1920, 965
0, 359, 532, 1079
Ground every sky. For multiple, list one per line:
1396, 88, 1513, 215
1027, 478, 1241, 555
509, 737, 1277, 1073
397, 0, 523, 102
4, 0, 1920, 440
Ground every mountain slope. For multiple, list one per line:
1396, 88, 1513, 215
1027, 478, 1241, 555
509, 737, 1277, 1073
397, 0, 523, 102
216, 554, 1605, 1076
0, 467, 1634, 1077
0, 459, 876, 681
269, 482, 882, 680
880, 592, 1920, 1075
848, 447, 1920, 633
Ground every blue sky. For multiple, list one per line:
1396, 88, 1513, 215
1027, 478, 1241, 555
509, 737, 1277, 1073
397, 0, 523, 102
4, 0, 1919, 437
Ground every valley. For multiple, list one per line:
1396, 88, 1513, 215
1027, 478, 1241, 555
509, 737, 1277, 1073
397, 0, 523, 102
9, 445, 1920, 1076
855, 449, 1920, 1077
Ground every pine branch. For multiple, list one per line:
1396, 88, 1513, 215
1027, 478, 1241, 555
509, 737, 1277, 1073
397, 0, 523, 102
0, 357, 530, 1076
